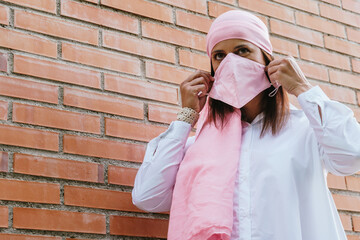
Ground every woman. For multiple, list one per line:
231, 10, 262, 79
132, 10, 360, 240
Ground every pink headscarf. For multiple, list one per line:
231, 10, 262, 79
206, 10, 272, 57
168, 10, 273, 240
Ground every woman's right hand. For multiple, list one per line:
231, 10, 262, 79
180, 70, 214, 113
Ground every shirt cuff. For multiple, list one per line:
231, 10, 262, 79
159, 120, 192, 142
297, 85, 329, 126
297, 85, 330, 105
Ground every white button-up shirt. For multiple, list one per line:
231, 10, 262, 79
132, 86, 360, 240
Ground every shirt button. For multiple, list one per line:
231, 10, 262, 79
239, 176, 246, 183
239, 209, 248, 217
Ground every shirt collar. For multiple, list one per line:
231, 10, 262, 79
242, 103, 302, 126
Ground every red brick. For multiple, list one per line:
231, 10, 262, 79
238, 0, 295, 23
148, 103, 179, 124
346, 175, 360, 192
333, 194, 360, 212
13, 54, 101, 89
288, 93, 301, 109
0, 206, 8, 228
13, 208, 106, 234
347, 27, 360, 44
110, 215, 168, 238
0, 233, 60, 240
325, 35, 360, 58
146, 61, 192, 85
320, 0, 341, 6
63, 87, 143, 119
0, 28, 57, 58
0, 75, 58, 104
142, 21, 206, 52
295, 12, 346, 38
62, 43, 141, 75
108, 165, 137, 186
0, 178, 59, 204
320, 3, 360, 28
13, 103, 100, 134
0, 124, 58, 151
270, 36, 298, 57
0, 5, 9, 25
105, 118, 167, 142
176, 10, 212, 33
101, 0, 172, 23
217, 0, 236, 4
15, 10, 98, 45
352, 107, 360, 122
0, 52, 7, 72
316, 82, 357, 104
61, 0, 138, 33
64, 185, 140, 212
343, 0, 360, 14
353, 59, 360, 74
208, 2, 237, 18
104, 74, 178, 104
327, 173, 347, 190
179, 49, 210, 71
14, 153, 104, 183
348, 235, 360, 240
340, 214, 352, 231
297, 62, 329, 82
0, 101, 7, 120
270, 19, 323, 47
2, 0, 56, 13
354, 108, 360, 122
103, 30, 175, 63
299, 45, 351, 70
63, 134, 145, 162
353, 216, 360, 231
329, 70, 360, 90
156, 0, 207, 14
0, 152, 8, 172
272, 0, 318, 14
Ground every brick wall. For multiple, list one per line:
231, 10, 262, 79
0, 0, 359, 239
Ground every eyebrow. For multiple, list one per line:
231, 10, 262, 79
212, 44, 250, 55
233, 44, 249, 50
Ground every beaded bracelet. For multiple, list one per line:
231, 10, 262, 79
176, 107, 199, 127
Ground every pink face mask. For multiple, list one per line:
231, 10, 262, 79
208, 53, 276, 108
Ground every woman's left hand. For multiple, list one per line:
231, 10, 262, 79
265, 56, 313, 97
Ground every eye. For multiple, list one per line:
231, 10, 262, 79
213, 52, 226, 61
235, 47, 250, 56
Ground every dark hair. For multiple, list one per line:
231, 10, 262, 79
206, 50, 290, 137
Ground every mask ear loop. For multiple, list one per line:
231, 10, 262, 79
264, 67, 280, 98
268, 85, 280, 97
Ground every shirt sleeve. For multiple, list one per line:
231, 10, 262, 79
297, 85, 360, 176
132, 120, 195, 212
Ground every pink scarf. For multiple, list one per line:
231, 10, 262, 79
168, 99, 242, 240
168, 10, 273, 240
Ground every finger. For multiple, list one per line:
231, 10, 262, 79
189, 70, 212, 81
268, 71, 280, 86
266, 58, 282, 69
201, 71, 215, 82
189, 76, 206, 86
267, 64, 280, 76
183, 70, 203, 84
189, 77, 209, 92
197, 72, 212, 90
192, 84, 207, 96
